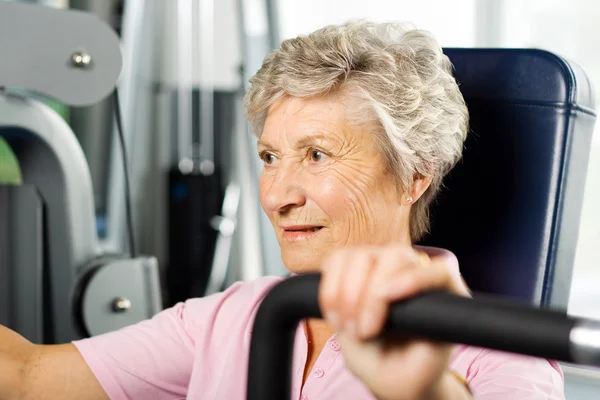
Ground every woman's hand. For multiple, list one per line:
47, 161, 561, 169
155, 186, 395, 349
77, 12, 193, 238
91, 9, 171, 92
319, 244, 472, 400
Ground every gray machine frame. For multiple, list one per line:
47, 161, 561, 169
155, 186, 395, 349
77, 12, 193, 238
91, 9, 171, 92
0, 2, 162, 344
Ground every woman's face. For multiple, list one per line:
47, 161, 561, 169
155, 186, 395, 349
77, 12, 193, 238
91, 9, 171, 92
258, 96, 413, 273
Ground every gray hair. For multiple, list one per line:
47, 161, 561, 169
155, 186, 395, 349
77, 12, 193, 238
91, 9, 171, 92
244, 20, 469, 241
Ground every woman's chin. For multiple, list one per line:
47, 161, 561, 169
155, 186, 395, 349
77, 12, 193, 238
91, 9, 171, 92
285, 267, 319, 275
281, 253, 323, 275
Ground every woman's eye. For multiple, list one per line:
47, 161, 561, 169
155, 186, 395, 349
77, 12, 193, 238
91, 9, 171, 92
310, 150, 326, 162
260, 152, 276, 164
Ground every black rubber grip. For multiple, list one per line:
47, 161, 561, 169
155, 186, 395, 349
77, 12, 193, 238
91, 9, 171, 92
247, 273, 578, 400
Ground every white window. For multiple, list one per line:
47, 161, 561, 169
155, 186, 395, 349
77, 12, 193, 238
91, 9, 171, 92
277, 0, 477, 47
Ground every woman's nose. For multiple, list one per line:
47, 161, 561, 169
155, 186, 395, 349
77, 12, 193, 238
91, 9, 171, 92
261, 166, 306, 213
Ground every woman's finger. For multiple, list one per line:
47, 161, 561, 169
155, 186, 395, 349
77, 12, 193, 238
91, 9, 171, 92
356, 245, 424, 340
319, 249, 350, 331
377, 258, 456, 301
338, 248, 377, 337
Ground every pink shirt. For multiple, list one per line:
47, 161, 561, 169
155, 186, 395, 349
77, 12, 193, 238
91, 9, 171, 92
73, 254, 565, 399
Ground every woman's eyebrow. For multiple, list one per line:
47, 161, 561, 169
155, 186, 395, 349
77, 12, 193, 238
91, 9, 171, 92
257, 133, 340, 152
293, 133, 332, 150
256, 140, 275, 152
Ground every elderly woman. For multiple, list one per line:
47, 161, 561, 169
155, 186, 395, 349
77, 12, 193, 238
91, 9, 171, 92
0, 21, 564, 400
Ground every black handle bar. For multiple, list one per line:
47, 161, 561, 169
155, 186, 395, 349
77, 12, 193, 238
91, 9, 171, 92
247, 273, 600, 400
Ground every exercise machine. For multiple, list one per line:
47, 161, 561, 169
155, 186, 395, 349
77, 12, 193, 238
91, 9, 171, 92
2, 2, 600, 397
0, 1, 162, 344
248, 273, 600, 399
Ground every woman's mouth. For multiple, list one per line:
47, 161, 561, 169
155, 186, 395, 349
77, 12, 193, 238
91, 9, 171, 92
281, 225, 324, 241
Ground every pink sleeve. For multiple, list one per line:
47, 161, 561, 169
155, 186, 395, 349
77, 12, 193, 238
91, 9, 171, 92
72, 278, 278, 400
451, 346, 565, 399
73, 301, 196, 400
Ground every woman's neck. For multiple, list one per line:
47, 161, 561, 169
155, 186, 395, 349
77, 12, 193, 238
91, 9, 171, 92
302, 318, 335, 385
305, 318, 334, 339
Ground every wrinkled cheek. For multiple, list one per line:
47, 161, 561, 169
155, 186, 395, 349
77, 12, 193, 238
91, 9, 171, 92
316, 175, 376, 244
342, 192, 376, 242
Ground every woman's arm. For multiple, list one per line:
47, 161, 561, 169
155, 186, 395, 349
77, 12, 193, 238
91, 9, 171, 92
0, 325, 108, 400
23, 344, 109, 400
4, 276, 281, 400
0, 324, 33, 399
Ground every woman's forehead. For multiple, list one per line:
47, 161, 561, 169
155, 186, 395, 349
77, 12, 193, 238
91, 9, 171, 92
269, 96, 342, 124
260, 96, 354, 146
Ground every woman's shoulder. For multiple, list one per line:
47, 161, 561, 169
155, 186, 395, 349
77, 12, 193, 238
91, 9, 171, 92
184, 275, 285, 307
179, 275, 287, 332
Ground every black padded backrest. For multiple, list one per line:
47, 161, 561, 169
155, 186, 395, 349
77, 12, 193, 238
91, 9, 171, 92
419, 49, 596, 308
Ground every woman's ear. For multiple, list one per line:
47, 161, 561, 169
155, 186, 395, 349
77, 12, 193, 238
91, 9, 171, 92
408, 174, 433, 203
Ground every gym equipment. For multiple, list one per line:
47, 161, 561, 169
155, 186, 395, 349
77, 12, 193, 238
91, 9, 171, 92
247, 274, 600, 400
166, 0, 239, 304
0, 136, 22, 184
0, 2, 162, 344
247, 48, 597, 398
420, 49, 596, 308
